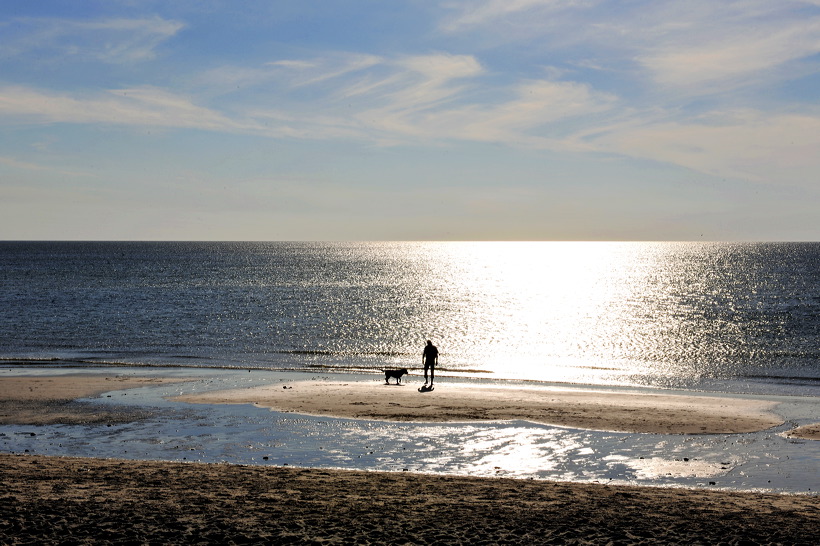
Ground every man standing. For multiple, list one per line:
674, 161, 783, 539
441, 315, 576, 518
422, 340, 438, 387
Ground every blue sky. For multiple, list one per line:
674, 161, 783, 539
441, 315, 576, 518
2, 0, 819, 240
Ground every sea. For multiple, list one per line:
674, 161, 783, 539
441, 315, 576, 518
2, 241, 819, 397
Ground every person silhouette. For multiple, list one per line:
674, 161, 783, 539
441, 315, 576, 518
422, 340, 438, 387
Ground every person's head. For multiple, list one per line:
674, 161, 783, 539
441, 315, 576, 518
426, 340, 432, 345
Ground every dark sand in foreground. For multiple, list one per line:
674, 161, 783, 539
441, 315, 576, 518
2, 453, 819, 545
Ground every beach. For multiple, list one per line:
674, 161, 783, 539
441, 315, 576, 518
2, 452, 819, 545
2, 373, 820, 544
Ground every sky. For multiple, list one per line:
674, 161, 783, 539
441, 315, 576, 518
1, 0, 819, 241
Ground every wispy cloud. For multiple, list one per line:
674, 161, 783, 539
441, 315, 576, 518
198, 52, 491, 142
195, 53, 384, 98
0, 51, 654, 164
358, 54, 484, 115
242, 52, 614, 146
353, 76, 616, 148
441, 1, 820, 97
0, 155, 94, 178
592, 109, 820, 188
425, 0, 820, 186
3, 5, 820, 193
636, 7, 820, 92
0, 85, 247, 131
440, 0, 592, 33
2, 16, 183, 63
270, 54, 384, 88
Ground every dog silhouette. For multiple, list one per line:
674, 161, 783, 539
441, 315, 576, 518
383, 368, 409, 385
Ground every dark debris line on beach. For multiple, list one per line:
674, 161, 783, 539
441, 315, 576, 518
1, 454, 818, 545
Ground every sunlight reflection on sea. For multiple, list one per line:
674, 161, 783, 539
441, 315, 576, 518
383, 242, 820, 394
2, 241, 819, 396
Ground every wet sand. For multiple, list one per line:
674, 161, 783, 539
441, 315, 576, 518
180, 379, 786, 434
1, 374, 815, 438
2, 453, 818, 545
0, 375, 184, 425
789, 423, 820, 440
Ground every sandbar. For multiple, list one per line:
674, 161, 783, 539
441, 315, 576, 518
0, 375, 183, 425
179, 379, 785, 434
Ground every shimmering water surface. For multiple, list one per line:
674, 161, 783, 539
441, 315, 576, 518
2, 241, 819, 395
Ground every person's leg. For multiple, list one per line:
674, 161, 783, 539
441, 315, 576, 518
430, 364, 434, 386
423, 364, 429, 384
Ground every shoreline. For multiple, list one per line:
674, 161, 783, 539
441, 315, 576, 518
5, 357, 820, 398
3, 452, 819, 544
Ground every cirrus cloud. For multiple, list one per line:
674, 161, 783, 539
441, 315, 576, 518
1, 16, 184, 63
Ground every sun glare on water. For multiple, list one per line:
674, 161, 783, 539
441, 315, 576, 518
409, 242, 662, 384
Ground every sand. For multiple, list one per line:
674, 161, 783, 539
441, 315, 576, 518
0, 375, 184, 425
2, 374, 819, 543
789, 423, 820, 440
0, 373, 812, 437
179, 379, 786, 434
2, 453, 818, 545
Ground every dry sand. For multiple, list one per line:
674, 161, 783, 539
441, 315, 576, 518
0, 375, 183, 425
180, 379, 786, 435
2, 453, 818, 545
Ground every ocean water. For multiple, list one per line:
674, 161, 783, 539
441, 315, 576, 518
2, 241, 819, 396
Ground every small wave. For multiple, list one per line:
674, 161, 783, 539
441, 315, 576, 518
745, 374, 820, 383
278, 349, 414, 357
0, 356, 61, 363
0, 357, 95, 366
169, 355, 215, 360
0, 358, 283, 372
303, 363, 490, 374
